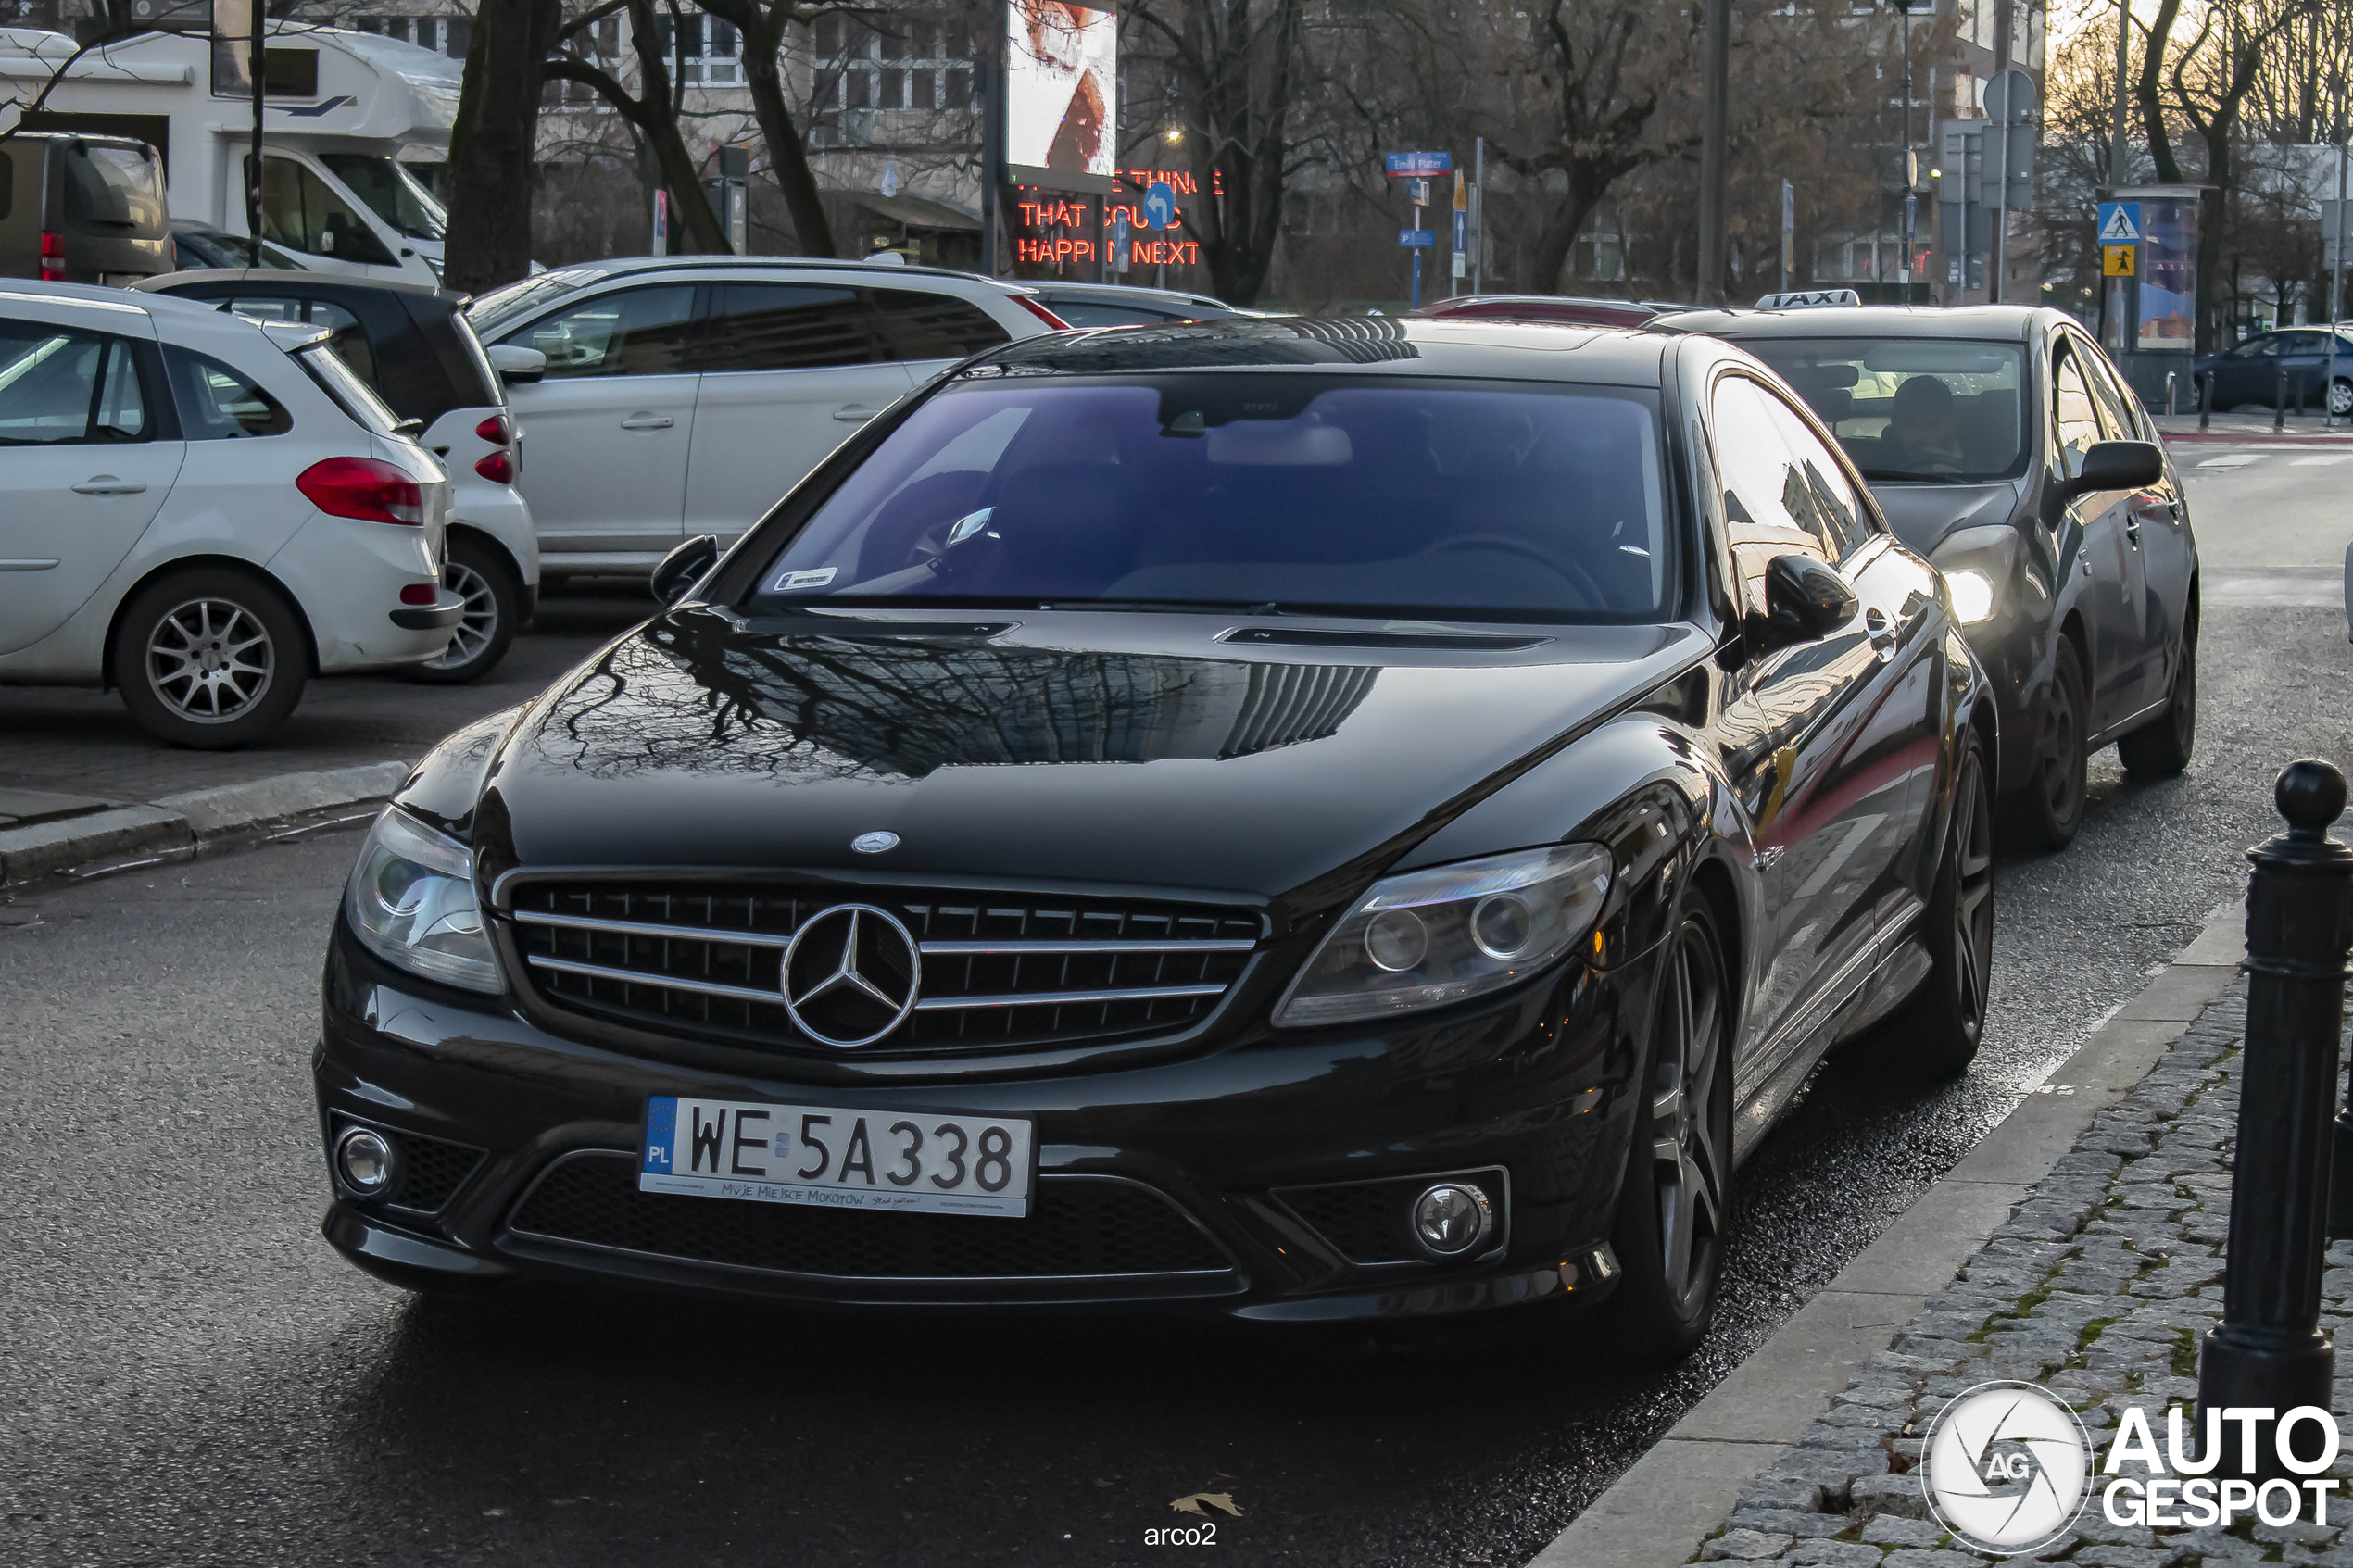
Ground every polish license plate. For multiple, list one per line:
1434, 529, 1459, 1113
640, 1097, 1035, 1218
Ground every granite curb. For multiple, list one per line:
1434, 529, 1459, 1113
1526, 897, 2250, 1568
0, 759, 413, 886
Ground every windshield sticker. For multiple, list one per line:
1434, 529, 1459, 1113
775, 568, 839, 592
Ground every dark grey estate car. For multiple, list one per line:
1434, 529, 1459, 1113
1653, 305, 2198, 849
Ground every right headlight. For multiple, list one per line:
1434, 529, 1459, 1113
1272, 843, 1614, 1028
1944, 568, 1998, 625
343, 807, 503, 994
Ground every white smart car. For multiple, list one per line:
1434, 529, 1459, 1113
0, 282, 459, 748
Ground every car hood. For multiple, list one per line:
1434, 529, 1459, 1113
1867, 480, 2022, 556
469, 607, 1711, 909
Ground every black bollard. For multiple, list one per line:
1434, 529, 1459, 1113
2199, 759, 2353, 1478
2277, 364, 2290, 432
2200, 368, 2213, 432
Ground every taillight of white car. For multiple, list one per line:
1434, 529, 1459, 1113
297, 457, 429, 524
472, 412, 516, 483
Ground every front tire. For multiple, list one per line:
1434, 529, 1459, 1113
1606, 902, 1733, 1363
404, 536, 518, 685
111, 567, 308, 750
2118, 628, 2196, 781
2005, 638, 2086, 850
1888, 734, 1994, 1078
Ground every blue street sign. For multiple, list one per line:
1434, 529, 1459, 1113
1112, 208, 1130, 271
1405, 178, 1430, 206
1385, 151, 1451, 178
1398, 229, 1437, 248
2096, 201, 2141, 245
1453, 209, 1467, 253
1142, 181, 1176, 231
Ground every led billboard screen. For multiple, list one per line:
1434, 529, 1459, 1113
1007, 0, 1116, 188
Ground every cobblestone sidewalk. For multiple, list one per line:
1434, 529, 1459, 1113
1692, 980, 2353, 1568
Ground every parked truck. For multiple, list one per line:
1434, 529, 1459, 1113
0, 24, 453, 287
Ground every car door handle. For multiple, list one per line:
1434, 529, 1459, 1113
833, 406, 887, 422
1864, 607, 1897, 660
619, 413, 674, 430
71, 476, 145, 495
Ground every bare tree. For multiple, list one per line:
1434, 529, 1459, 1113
445, 0, 562, 291
544, 0, 733, 253
694, 0, 837, 254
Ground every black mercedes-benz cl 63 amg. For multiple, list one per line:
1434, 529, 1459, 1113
318, 316, 1995, 1357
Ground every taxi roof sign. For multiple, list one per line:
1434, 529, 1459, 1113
1754, 289, 1862, 310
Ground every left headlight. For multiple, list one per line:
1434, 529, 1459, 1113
1272, 843, 1614, 1029
1944, 568, 1999, 625
343, 807, 503, 994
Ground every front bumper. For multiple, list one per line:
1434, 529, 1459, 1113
316, 922, 1644, 1322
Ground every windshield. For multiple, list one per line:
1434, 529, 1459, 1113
466, 266, 610, 339
1738, 338, 2028, 483
318, 154, 447, 241
63, 144, 165, 234
750, 375, 1672, 622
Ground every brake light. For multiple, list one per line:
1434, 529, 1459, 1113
1012, 295, 1072, 331
39, 231, 64, 282
474, 413, 511, 445
473, 449, 514, 483
297, 457, 425, 524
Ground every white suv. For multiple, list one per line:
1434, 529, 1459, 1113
464, 257, 1067, 575
0, 282, 459, 748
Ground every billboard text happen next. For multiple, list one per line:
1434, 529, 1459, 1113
1007, 0, 1117, 184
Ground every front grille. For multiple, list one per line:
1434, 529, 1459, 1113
1276, 1183, 1414, 1263
507, 1152, 1235, 1280
501, 878, 1262, 1055
334, 1117, 484, 1216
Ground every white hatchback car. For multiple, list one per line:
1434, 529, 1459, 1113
0, 282, 459, 748
463, 257, 1068, 575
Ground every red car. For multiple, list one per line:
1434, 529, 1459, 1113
1408, 295, 1699, 328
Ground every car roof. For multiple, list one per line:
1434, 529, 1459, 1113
134, 268, 463, 309
547, 254, 1038, 292
1023, 281, 1232, 311
1648, 304, 2049, 341
958, 315, 1669, 384
0, 278, 211, 322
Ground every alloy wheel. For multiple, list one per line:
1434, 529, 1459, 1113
2039, 684, 2082, 823
1646, 919, 1729, 1313
145, 597, 275, 722
2333, 379, 2352, 418
1951, 752, 1995, 1038
423, 558, 498, 671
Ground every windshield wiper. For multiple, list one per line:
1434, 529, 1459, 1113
1856, 470, 1982, 485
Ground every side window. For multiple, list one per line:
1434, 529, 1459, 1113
697, 282, 877, 373
0, 322, 149, 445
869, 287, 1013, 362
2225, 337, 2279, 360
1757, 390, 1871, 558
249, 156, 395, 266
1713, 376, 1826, 612
2052, 350, 2103, 478
2079, 345, 2141, 443
162, 345, 291, 439
514, 285, 696, 378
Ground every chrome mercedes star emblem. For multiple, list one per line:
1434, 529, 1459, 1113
851, 831, 900, 854
781, 903, 922, 1047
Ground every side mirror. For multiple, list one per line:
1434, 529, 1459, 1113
2061, 439, 2163, 498
651, 534, 720, 606
485, 343, 547, 384
1752, 553, 1858, 651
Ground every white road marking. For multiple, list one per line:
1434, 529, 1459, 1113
2291, 454, 2353, 466
2198, 453, 2266, 469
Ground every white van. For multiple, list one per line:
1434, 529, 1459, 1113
0, 25, 451, 287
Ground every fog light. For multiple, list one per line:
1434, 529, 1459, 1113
335, 1126, 401, 1198
1412, 1181, 1493, 1256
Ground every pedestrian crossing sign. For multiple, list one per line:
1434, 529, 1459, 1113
2096, 201, 2142, 245
2103, 245, 2137, 277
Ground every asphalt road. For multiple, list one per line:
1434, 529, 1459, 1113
4, 447, 2351, 1568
